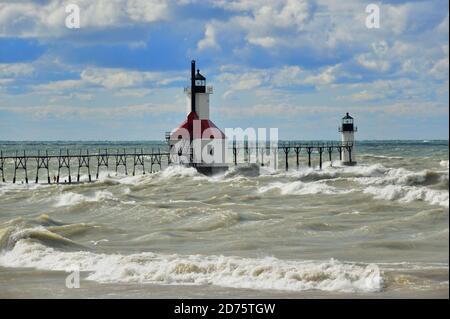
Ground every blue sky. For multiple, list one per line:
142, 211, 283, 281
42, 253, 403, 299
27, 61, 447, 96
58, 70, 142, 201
0, 0, 448, 140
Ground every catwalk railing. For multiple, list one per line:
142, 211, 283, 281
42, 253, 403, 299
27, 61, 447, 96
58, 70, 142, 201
0, 141, 354, 184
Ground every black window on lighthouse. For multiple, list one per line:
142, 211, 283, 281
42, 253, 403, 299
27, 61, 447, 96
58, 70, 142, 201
195, 69, 206, 93
341, 112, 354, 132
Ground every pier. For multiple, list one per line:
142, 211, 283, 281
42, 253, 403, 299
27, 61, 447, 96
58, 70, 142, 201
233, 141, 354, 171
0, 142, 354, 184
0, 148, 170, 184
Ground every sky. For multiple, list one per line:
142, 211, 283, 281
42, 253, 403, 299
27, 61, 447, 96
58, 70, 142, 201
0, 0, 448, 140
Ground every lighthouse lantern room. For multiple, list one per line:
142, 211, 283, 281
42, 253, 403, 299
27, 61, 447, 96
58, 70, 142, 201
339, 112, 357, 166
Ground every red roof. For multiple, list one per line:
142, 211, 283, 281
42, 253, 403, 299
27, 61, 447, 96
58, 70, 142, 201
170, 111, 225, 139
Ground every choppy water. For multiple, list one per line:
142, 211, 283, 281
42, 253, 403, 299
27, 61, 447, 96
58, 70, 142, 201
0, 140, 448, 298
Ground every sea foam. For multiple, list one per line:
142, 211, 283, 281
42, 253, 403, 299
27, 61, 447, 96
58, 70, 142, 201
258, 180, 339, 195
54, 190, 116, 207
0, 239, 383, 293
363, 185, 449, 208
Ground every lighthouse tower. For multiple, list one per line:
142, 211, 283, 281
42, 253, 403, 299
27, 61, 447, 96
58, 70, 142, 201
339, 112, 357, 166
169, 60, 228, 175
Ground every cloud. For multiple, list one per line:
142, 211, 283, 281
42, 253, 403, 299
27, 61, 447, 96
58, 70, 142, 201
219, 69, 268, 98
80, 68, 152, 89
429, 58, 449, 80
217, 63, 344, 99
0, 102, 180, 119
213, 0, 313, 48
304, 65, 338, 85
114, 88, 153, 97
344, 90, 385, 102
0, 0, 169, 38
197, 23, 219, 51
0, 0, 448, 139
0, 63, 34, 77
356, 54, 390, 72
247, 36, 276, 48
26, 67, 184, 94
33, 79, 85, 91
270, 65, 303, 86
217, 100, 448, 119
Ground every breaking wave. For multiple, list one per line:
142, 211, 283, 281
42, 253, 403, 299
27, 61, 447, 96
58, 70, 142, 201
363, 185, 449, 208
0, 215, 384, 293
359, 167, 448, 187
0, 238, 383, 293
258, 181, 340, 195
158, 165, 199, 179
0, 215, 89, 251
54, 190, 117, 207
360, 154, 404, 160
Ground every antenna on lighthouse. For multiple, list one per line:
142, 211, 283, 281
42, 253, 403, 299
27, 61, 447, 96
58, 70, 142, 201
191, 60, 196, 113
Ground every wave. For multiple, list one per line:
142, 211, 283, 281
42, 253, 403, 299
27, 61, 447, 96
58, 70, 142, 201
158, 165, 199, 179
0, 215, 94, 251
0, 238, 383, 293
363, 185, 449, 208
357, 168, 448, 188
224, 164, 260, 178
360, 154, 404, 160
258, 180, 341, 195
174, 210, 241, 232
54, 190, 117, 207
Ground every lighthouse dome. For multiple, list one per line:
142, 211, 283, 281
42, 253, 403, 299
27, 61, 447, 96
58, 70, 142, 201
195, 69, 206, 86
340, 112, 355, 132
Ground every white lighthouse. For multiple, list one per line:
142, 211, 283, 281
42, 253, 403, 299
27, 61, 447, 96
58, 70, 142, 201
169, 60, 228, 175
339, 112, 357, 166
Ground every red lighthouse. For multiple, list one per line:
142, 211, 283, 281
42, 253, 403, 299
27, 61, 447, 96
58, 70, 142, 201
168, 60, 228, 175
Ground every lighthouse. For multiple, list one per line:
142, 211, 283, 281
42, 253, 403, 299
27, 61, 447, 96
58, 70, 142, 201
339, 112, 357, 166
168, 60, 228, 175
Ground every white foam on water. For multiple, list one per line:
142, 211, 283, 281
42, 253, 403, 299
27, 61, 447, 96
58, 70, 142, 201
337, 211, 361, 216
268, 163, 389, 181
158, 165, 199, 179
54, 190, 116, 207
440, 160, 449, 169
343, 165, 450, 208
0, 239, 383, 293
363, 185, 449, 208
0, 225, 80, 251
0, 182, 49, 195
99, 171, 153, 186
258, 180, 340, 195
357, 167, 448, 187
360, 154, 404, 160
341, 163, 388, 177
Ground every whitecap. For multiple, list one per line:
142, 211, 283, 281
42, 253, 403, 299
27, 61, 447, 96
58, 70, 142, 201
54, 190, 116, 207
258, 180, 340, 195
0, 240, 384, 293
158, 165, 199, 179
363, 185, 449, 208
